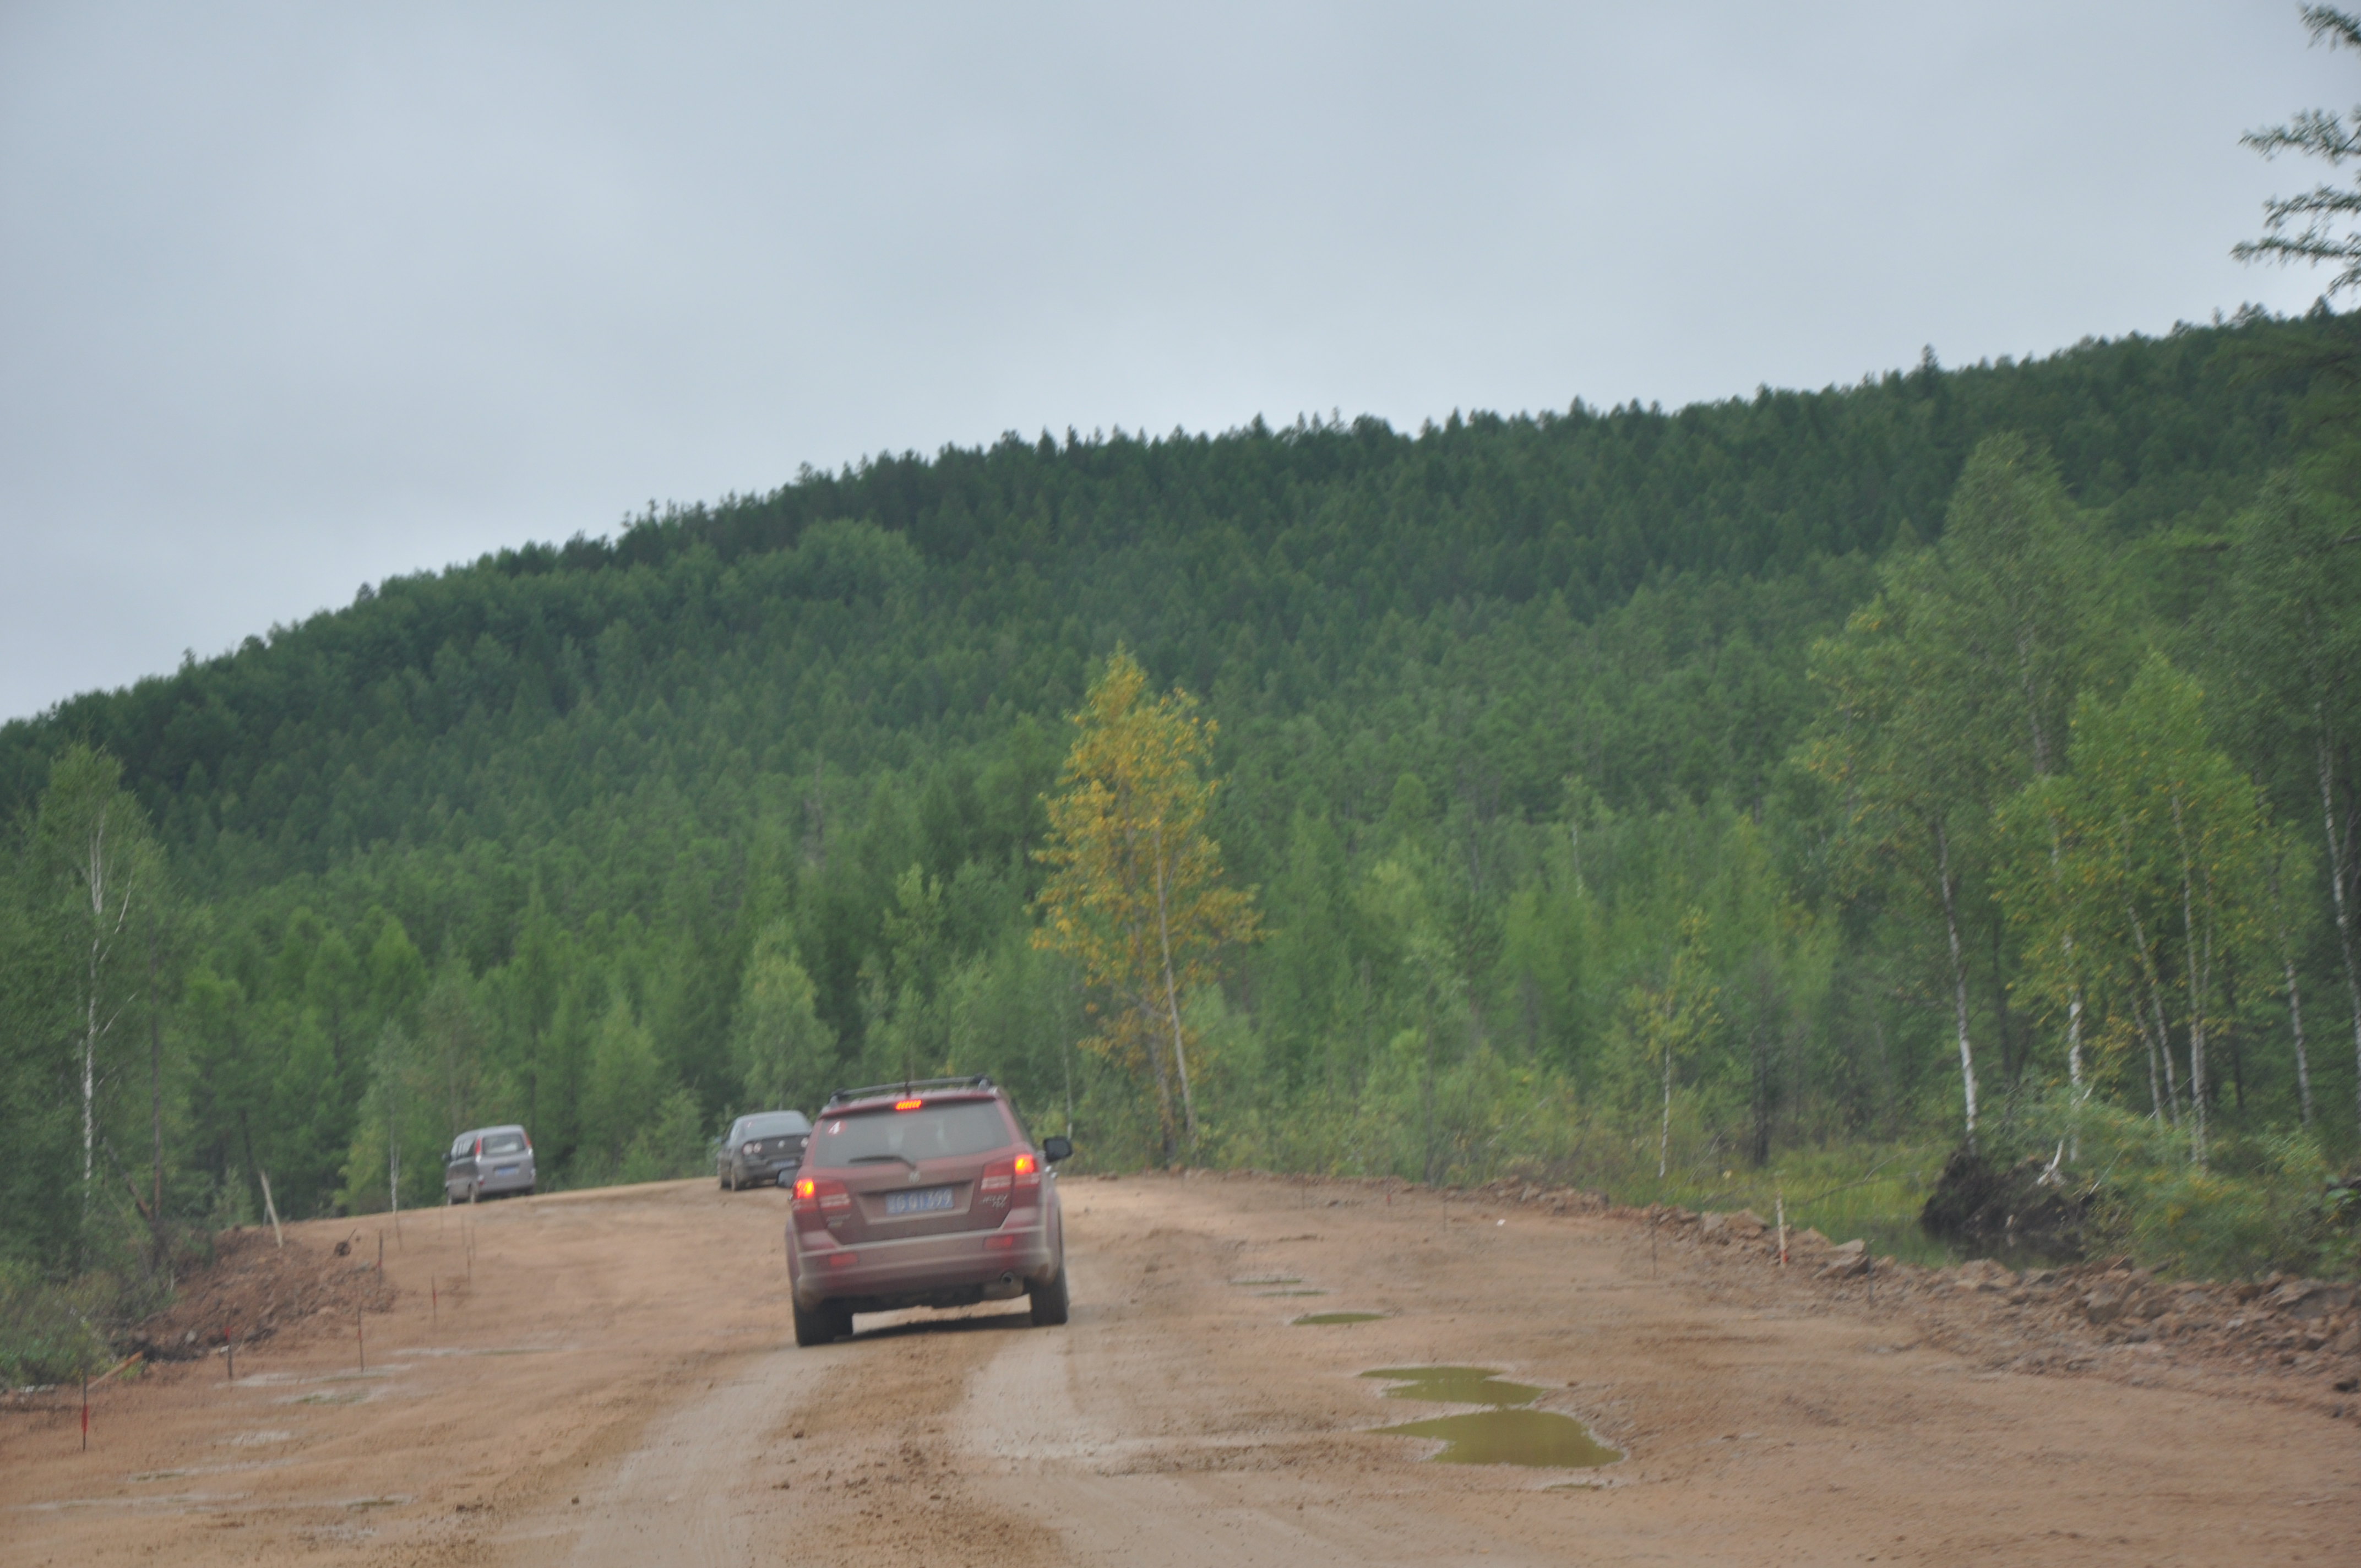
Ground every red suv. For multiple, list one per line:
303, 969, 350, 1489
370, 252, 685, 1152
786, 1077, 1071, 1346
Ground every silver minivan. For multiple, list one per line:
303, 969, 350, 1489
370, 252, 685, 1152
445, 1125, 536, 1203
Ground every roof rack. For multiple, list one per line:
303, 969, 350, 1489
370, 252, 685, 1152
825, 1075, 995, 1106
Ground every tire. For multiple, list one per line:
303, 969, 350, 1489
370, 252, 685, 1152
447, 1191, 463, 1206
1029, 1267, 1070, 1327
793, 1299, 847, 1348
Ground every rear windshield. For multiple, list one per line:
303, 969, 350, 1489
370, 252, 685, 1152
812, 1101, 1014, 1164
739, 1113, 809, 1139
481, 1131, 527, 1156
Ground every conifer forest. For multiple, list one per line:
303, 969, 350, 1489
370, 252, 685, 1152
7, 308, 2361, 1372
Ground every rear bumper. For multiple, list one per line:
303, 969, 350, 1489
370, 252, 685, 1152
791, 1216, 1057, 1311
450, 1167, 534, 1198
729, 1156, 800, 1186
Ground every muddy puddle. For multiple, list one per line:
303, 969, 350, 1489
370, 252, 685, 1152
1294, 1311, 1384, 1325
1363, 1366, 1620, 1469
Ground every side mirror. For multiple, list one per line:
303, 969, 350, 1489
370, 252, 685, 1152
1041, 1136, 1073, 1164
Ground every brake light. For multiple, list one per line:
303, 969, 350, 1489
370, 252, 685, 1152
980, 1155, 1040, 1205
791, 1176, 851, 1229
895, 1099, 923, 1111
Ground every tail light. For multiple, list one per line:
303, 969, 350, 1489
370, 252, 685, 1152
980, 1155, 1042, 1209
792, 1176, 851, 1229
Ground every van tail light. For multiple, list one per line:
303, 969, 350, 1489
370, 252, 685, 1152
792, 1177, 851, 1229
1013, 1153, 1040, 1191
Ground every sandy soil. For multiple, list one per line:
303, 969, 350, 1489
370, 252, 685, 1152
6, 1171, 2356, 1567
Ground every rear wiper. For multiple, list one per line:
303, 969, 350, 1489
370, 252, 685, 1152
848, 1153, 918, 1169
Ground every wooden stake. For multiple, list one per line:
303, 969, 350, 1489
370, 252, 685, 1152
1776, 1194, 1788, 1268
357, 1305, 365, 1372
80, 1371, 89, 1451
225, 1329, 235, 1381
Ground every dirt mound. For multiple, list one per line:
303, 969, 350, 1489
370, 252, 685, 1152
127, 1227, 398, 1360
1918, 1145, 2087, 1259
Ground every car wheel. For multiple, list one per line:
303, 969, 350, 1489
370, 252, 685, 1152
447, 1192, 462, 1206
793, 1299, 845, 1348
1029, 1267, 1070, 1327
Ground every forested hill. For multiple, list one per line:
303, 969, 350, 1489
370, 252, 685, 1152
5, 311, 2356, 1280
2, 318, 2299, 865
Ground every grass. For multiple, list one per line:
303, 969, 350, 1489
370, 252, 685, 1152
1581, 1140, 1963, 1267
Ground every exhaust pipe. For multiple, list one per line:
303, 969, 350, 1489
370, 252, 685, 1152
998, 1271, 1018, 1289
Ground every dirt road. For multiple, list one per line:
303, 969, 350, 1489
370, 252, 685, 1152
6, 1172, 2355, 1566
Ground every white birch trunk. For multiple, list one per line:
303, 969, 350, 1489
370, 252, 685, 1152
2127, 905, 2182, 1125
2318, 728, 2361, 1136
1149, 822, 1198, 1150
2173, 796, 2209, 1168
1935, 819, 1978, 1146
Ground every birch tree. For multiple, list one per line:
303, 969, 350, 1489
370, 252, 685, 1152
1809, 434, 2111, 1146
2215, 477, 2361, 1135
1035, 650, 1259, 1163
1614, 909, 1720, 1181
29, 747, 165, 1246
2004, 657, 2272, 1165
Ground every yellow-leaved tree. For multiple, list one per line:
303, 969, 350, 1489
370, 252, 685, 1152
1035, 650, 1259, 1163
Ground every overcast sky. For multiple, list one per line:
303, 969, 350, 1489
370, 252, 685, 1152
1, 3, 2351, 722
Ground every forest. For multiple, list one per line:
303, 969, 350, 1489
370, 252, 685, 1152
4, 306, 2361, 1380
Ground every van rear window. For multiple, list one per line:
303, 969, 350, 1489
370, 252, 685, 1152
812, 1102, 1012, 1163
481, 1132, 527, 1156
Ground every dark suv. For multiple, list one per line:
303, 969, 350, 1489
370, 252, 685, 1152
786, 1077, 1071, 1347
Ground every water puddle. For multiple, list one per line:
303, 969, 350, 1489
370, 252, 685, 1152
1362, 1366, 1622, 1469
1255, 1288, 1327, 1297
1294, 1311, 1384, 1325
1363, 1366, 1546, 1404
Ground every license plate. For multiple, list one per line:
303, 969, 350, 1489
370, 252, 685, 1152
884, 1186, 955, 1216
496, 1166, 518, 1175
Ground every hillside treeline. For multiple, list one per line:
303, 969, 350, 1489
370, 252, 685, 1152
3, 312, 2358, 1319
